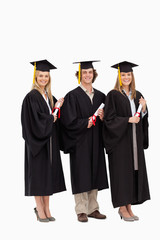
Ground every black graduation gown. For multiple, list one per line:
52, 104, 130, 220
21, 89, 66, 196
60, 86, 109, 194
103, 89, 150, 208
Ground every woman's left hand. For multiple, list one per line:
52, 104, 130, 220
55, 98, 64, 108
98, 109, 104, 121
139, 96, 147, 113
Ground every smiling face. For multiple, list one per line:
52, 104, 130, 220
36, 71, 50, 89
81, 68, 94, 85
121, 72, 132, 87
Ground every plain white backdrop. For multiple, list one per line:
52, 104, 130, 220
0, 0, 159, 239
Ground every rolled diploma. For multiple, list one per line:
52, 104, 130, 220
91, 103, 105, 121
53, 102, 61, 116
135, 104, 142, 117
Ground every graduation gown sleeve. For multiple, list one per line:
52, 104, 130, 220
60, 91, 88, 153
142, 112, 149, 149
136, 91, 149, 149
103, 90, 130, 153
21, 92, 54, 157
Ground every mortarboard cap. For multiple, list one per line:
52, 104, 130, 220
111, 61, 138, 86
73, 60, 100, 70
30, 59, 57, 84
111, 61, 138, 73
30, 59, 57, 72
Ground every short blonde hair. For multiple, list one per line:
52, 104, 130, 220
114, 72, 136, 99
31, 70, 54, 108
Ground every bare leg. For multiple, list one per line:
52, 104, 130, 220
119, 206, 132, 218
34, 196, 47, 219
126, 204, 134, 217
42, 196, 52, 218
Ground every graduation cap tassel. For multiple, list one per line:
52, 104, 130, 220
33, 62, 36, 84
78, 63, 81, 84
118, 65, 122, 86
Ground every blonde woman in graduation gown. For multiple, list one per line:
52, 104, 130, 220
103, 61, 150, 221
21, 60, 66, 222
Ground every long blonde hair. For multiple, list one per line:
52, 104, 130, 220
31, 70, 54, 108
114, 72, 136, 99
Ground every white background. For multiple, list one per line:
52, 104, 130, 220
0, 0, 159, 239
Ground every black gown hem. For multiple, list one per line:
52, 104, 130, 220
131, 197, 151, 206
112, 197, 151, 208
25, 188, 66, 196
72, 185, 109, 195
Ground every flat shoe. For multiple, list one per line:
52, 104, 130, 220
88, 210, 106, 219
77, 213, 88, 222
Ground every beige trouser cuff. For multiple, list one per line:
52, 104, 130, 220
74, 189, 99, 215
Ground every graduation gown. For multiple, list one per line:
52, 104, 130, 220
60, 86, 109, 194
103, 89, 150, 208
21, 89, 66, 196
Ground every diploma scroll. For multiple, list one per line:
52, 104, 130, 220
90, 103, 105, 126
52, 102, 61, 118
134, 104, 142, 117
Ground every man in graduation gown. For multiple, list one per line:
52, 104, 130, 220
60, 61, 109, 222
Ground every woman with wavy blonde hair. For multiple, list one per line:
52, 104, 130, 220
114, 71, 136, 99
32, 69, 54, 108
103, 61, 150, 221
21, 60, 66, 222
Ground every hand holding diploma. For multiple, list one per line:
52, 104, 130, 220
52, 97, 64, 119
134, 96, 146, 117
98, 108, 104, 121
55, 98, 64, 108
87, 117, 93, 128
89, 103, 105, 126
139, 96, 147, 113
135, 104, 142, 117
53, 114, 58, 122
129, 102, 142, 124
129, 96, 147, 124
129, 104, 141, 123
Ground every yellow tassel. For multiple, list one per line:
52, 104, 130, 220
33, 62, 36, 84
78, 63, 81, 84
118, 65, 122, 86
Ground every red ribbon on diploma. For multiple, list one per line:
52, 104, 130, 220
52, 107, 61, 118
91, 114, 97, 126
134, 112, 140, 117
